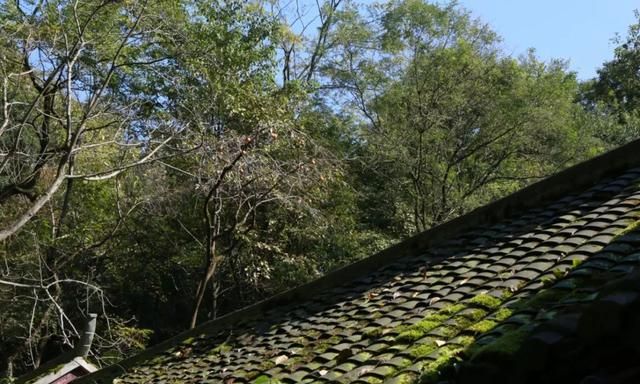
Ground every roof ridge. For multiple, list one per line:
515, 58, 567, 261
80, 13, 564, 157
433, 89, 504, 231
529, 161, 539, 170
77, 138, 640, 383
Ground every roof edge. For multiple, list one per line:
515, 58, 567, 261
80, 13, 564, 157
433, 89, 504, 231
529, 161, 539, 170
77, 138, 640, 383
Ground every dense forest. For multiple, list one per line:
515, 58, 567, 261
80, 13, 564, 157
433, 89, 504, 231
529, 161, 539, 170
1, 0, 640, 379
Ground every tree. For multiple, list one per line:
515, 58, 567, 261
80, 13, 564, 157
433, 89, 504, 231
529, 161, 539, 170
0, 0, 195, 375
321, 0, 590, 232
584, 10, 640, 116
578, 10, 640, 147
0, 0, 186, 242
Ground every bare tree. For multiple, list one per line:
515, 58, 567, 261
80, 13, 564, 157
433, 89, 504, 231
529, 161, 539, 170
271, 0, 344, 85
0, 0, 179, 242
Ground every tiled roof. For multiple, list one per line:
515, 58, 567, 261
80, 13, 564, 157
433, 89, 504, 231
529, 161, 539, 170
79, 141, 640, 384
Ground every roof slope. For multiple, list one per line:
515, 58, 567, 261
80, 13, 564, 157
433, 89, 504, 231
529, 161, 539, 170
79, 140, 640, 384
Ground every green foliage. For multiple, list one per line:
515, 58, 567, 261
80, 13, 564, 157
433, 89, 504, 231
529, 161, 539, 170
583, 11, 640, 115
577, 11, 640, 146
324, 0, 593, 232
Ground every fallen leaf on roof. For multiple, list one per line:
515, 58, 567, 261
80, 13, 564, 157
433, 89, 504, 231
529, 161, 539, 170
359, 366, 374, 376
274, 355, 288, 365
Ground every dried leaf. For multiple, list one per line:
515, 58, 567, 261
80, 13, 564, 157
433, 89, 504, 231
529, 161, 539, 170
274, 355, 288, 365
358, 366, 374, 376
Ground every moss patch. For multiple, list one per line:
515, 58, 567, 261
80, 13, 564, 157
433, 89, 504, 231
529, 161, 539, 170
464, 308, 488, 322
438, 326, 458, 338
468, 294, 501, 309
364, 327, 384, 339
613, 217, 640, 240
552, 268, 566, 279
469, 327, 529, 362
419, 347, 463, 383
500, 289, 514, 300
493, 307, 513, 321
454, 335, 475, 347
452, 316, 473, 329
467, 320, 497, 334
409, 342, 437, 359
253, 375, 282, 384
392, 373, 418, 384
423, 312, 448, 323
441, 303, 466, 315
395, 314, 448, 342
209, 342, 232, 355
513, 289, 566, 311
398, 329, 425, 342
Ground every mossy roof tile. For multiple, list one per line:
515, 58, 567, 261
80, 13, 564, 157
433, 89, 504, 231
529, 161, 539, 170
75, 141, 640, 384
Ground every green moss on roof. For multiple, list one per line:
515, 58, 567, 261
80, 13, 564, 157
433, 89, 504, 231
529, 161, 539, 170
209, 342, 232, 355
468, 294, 501, 309
613, 216, 640, 240
396, 312, 449, 342
514, 289, 567, 311
72, 166, 640, 384
451, 315, 473, 329
493, 308, 513, 321
364, 327, 385, 338
398, 329, 426, 342
419, 347, 463, 383
392, 372, 418, 384
464, 308, 488, 321
454, 335, 475, 347
441, 303, 466, 315
253, 375, 282, 384
469, 327, 529, 362
409, 342, 437, 359
467, 320, 497, 334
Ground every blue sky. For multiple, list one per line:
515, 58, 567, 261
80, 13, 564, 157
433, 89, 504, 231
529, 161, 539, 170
456, 0, 638, 80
